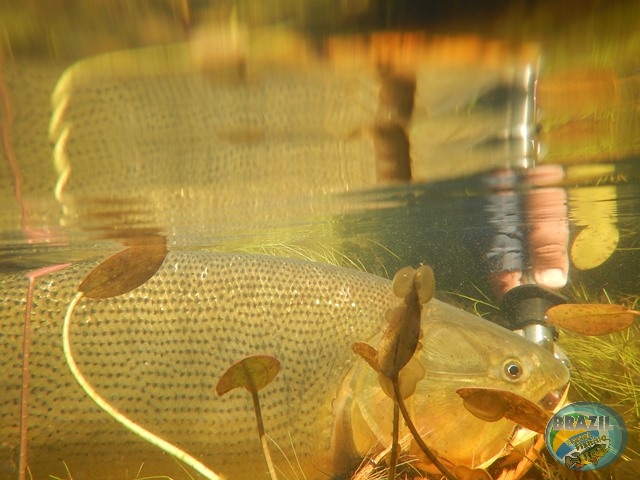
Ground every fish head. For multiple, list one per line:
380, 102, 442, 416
330, 297, 570, 474
592, 442, 611, 458
414, 301, 571, 412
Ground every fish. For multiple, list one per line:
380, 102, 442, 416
0, 251, 569, 480
564, 442, 611, 469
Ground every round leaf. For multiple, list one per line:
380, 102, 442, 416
392, 266, 416, 298
414, 264, 435, 305
216, 355, 280, 396
570, 224, 618, 271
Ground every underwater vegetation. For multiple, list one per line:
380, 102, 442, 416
2, 243, 575, 480
2, 2, 639, 480
559, 308, 640, 461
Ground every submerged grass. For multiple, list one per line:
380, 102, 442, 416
28, 235, 640, 480
36, 288, 640, 480
214, 233, 402, 278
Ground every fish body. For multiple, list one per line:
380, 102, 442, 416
0, 252, 569, 479
564, 442, 610, 469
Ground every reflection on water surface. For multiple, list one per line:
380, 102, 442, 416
1, 1, 639, 480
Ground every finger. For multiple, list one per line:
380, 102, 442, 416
526, 184, 569, 289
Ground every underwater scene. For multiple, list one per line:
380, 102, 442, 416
1, 1, 639, 480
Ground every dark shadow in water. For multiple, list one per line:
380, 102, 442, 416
338, 157, 640, 313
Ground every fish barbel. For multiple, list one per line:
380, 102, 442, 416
0, 252, 569, 479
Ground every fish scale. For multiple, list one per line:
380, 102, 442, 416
1, 251, 389, 479
0, 251, 569, 480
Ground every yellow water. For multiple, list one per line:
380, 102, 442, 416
1, 1, 640, 479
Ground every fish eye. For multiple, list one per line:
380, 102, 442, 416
502, 359, 524, 381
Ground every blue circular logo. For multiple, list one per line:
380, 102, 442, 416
545, 402, 627, 471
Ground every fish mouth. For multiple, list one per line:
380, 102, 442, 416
540, 383, 570, 412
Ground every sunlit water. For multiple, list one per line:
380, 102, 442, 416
1, 1, 640, 479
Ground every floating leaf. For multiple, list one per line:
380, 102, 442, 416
570, 223, 619, 271
377, 264, 435, 379
216, 355, 280, 396
457, 388, 551, 434
547, 303, 639, 335
397, 357, 426, 399
352, 341, 380, 372
384, 306, 403, 327
79, 242, 167, 299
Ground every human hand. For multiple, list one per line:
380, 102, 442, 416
487, 165, 569, 299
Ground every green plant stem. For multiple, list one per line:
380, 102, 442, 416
392, 380, 458, 480
62, 292, 222, 480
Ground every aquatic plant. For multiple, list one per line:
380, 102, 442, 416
353, 264, 458, 480
59, 244, 225, 480
442, 282, 640, 480
17, 247, 630, 480
546, 303, 639, 336
16, 263, 72, 480
551, 283, 640, 468
216, 355, 282, 480
457, 388, 551, 435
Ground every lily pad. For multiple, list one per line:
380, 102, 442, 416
571, 223, 619, 271
216, 355, 280, 396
